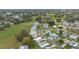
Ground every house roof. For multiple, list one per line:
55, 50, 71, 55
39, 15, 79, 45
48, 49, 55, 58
30, 30, 37, 35
49, 33, 59, 38
44, 45, 52, 49
69, 41, 78, 47
19, 45, 29, 49
39, 42, 49, 48
34, 37, 46, 41
69, 34, 79, 39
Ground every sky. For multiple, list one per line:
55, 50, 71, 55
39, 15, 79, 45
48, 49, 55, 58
0, 0, 79, 9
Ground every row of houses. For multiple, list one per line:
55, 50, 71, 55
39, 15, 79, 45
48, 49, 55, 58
61, 39, 79, 48
59, 31, 79, 48
34, 37, 52, 49
61, 20, 79, 31
30, 22, 53, 49
45, 23, 79, 48
43, 31, 79, 48
0, 12, 24, 31
30, 19, 79, 49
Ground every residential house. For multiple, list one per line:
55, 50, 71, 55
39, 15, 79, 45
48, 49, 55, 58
39, 42, 50, 48
33, 37, 46, 43
19, 45, 29, 49
69, 34, 79, 40
33, 37, 50, 48
68, 41, 79, 47
61, 43, 67, 48
49, 33, 59, 39
63, 32, 69, 37
43, 23, 49, 29
44, 45, 52, 49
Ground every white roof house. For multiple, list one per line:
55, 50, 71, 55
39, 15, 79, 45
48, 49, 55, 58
32, 34, 38, 39
34, 37, 50, 48
49, 33, 59, 39
61, 43, 67, 48
64, 40, 70, 43
30, 30, 37, 35
48, 33, 59, 40
43, 24, 49, 29
63, 32, 69, 37
69, 34, 79, 40
53, 25, 57, 28
44, 45, 52, 49
51, 44, 57, 48
19, 45, 29, 49
13, 15, 20, 19
56, 28, 60, 33
69, 41, 79, 47
62, 22, 70, 26
31, 26, 37, 30
33, 37, 46, 43
39, 41, 48, 45
30, 29, 37, 39
48, 36, 53, 40
6, 12, 12, 15
34, 22, 39, 26
38, 42, 49, 48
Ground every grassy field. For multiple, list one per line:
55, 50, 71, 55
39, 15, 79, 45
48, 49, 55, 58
0, 22, 33, 48
0, 16, 39, 49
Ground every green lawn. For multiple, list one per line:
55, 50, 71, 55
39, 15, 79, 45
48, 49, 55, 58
0, 22, 32, 48
0, 16, 39, 48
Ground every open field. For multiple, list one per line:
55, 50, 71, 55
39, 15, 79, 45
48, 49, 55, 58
0, 22, 32, 48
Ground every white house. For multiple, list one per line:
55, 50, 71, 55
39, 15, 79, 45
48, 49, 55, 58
51, 44, 57, 48
33, 37, 46, 43
31, 26, 37, 30
19, 45, 29, 49
39, 40, 48, 45
61, 43, 67, 48
43, 24, 49, 29
34, 22, 39, 26
30, 30, 37, 35
49, 33, 59, 39
63, 32, 69, 37
39, 42, 49, 48
44, 45, 52, 49
69, 41, 79, 47
53, 25, 57, 28
56, 28, 61, 33
69, 34, 79, 40
6, 12, 12, 15
34, 37, 50, 48
13, 15, 20, 19
32, 34, 38, 39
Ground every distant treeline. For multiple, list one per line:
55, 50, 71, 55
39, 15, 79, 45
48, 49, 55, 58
0, 9, 79, 13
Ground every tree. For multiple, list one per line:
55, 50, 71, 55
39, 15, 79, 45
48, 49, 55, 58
57, 39, 64, 45
15, 34, 24, 42
56, 18, 61, 22
48, 20, 55, 26
15, 29, 30, 42
20, 29, 29, 37
64, 44, 71, 49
